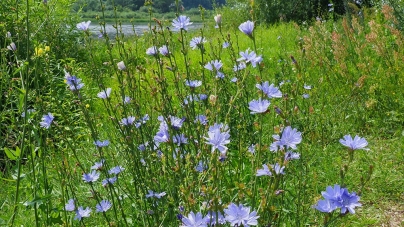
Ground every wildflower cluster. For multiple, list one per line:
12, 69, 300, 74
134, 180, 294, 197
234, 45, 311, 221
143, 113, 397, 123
181, 203, 259, 227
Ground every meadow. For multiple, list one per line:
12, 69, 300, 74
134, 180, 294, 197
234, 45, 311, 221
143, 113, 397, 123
1, 1, 404, 226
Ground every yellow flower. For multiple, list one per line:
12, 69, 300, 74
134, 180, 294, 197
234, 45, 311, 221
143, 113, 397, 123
35, 47, 44, 56
45, 46, 50, 52
85, 104, 90, 108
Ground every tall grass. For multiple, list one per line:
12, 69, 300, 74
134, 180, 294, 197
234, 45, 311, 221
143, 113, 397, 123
1, 1, 403, 226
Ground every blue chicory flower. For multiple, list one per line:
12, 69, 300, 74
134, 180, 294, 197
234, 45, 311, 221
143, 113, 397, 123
146, 190, 167, 199
117, 61, 126, 70
256, 82, 282, 98
82, 170, 100, 183
146, 46, 158, 56
314, 184, 361, 214
204, 123, 230, 154
237, 49, 262, 67
194, 115, 208, 125
97, 88, 111, 99
40, 113, 54, 129
339, 135, 369, 150
270, 126, 302, 151
185, 80, 202, 88
205, 211, 226, 225
120, 116, 136, 126
181, 211, 208, 227
108, 166, 125, 175
233, 62, 246, 72
224, 203, 259, 226
7, 42, 16, 51
102, 177, 117, 187
195, 160, 207, 172
94, 140, 109, 147
190, 37, 207, 50
173, 134, 188, 146
74, 206, 91, 220
65, 199, 75, 212
256, 164, 272, 176
159, 45, 170, 56
248, 98, 270, 114
91, 159, 105, 170
284, 151, 300, 161
76, 21, 91, 31
65, 71, 84, 91
96, 200, 112, 213
172, 15, 192, 30
239, 20, 254, 36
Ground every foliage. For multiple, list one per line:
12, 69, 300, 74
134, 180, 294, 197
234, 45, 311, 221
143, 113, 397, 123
1, 1, 404, 227
73, 0, 226, 12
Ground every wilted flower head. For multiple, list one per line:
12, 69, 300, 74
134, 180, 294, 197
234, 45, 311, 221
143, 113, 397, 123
339, 135, 369, 151
214, 14, 222, 28
146, 46, 158, 56
239, 20, 254, 36
76, 21, 91, 31
7, 42, 16, 51
117, 61, 126, 70
190, 37, 207, 50
97, 88, 111, 99
172, 15, 192, 30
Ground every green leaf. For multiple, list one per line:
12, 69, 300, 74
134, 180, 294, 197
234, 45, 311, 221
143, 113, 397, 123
23, 194, 53, 207
4, 147, 21, 160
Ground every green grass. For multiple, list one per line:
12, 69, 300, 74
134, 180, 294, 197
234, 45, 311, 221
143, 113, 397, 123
1, 1, 404, 226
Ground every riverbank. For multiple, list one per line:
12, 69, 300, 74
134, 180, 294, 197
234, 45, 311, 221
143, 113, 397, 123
79, 9, 214, 23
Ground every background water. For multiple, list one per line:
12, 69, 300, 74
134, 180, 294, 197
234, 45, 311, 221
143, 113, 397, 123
89, 22, 202, 38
